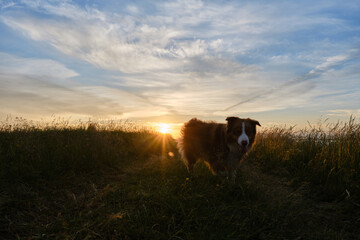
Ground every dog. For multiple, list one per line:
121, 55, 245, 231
177, 117, 260, 181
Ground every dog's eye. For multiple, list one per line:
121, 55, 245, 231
234, 129, 241, 135
246, 127, 253, 133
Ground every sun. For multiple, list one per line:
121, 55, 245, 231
158, 123, 171, 134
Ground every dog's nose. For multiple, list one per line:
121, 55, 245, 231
241, 140, 248, 147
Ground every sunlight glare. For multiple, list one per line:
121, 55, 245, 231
158, 123, 170, 134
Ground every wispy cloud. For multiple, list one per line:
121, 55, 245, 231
310, 50, 360, 74
222, 49, 360, 112
326, 109, 360, 117
0, 52, 78, 80
0, 53, 156, 118
0, 1, 15, 10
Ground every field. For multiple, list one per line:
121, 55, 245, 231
1, 118, 360, 239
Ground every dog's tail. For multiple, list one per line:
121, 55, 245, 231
177, 118, 203, 173
176, 125, 186, 166
177, 123, 196, 174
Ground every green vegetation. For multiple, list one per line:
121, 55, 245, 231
1, 118, 360, 239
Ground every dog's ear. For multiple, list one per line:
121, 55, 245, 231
226, 116, 238, 131
226, 116, 238, 124
248, 118, 261, 127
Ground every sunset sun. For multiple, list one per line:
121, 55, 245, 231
158, 123, 171, 134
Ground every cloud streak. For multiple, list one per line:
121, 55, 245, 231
222, 49, 360, 112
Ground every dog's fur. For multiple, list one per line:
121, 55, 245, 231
177, 117, 260, 181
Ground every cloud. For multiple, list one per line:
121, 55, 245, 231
0, 0, 359, 121
310, 50, 360, 74
0, 71, 162, 119
19, 0, 107, 21
0, 53, 157, 119
222, 49, 360, 112
1, 1, 186, 74
326, 109, 360, 117
0, 1, 15, 10
3, 0, 350, 75
0, 52, 78, 80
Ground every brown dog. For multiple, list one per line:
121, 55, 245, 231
178, 117, 260, 181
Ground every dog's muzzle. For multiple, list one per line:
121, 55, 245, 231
240, 140, 249, 153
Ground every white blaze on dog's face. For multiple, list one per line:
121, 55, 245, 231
237, 122, 250, 150
226, 117, 261, 154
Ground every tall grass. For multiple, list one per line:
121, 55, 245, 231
249, 117, 360, 200
0, 117, 177, 183
1, 116, 359, 200
1, 117, 360, 239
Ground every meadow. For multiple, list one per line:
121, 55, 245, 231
1, 117, 360, 239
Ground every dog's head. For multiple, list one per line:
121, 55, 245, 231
226, 116, 261, 154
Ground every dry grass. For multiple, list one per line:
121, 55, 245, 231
249, 116, 360, 201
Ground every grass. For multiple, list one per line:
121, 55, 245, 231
249, 117, 360, 201
1, 117, 360, 239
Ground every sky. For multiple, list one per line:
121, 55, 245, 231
0, 0, 359, 136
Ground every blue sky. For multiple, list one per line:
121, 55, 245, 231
0, 0, 359, 131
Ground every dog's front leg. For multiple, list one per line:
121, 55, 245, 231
228, 169, 237, 184
226, 152, 240, 184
